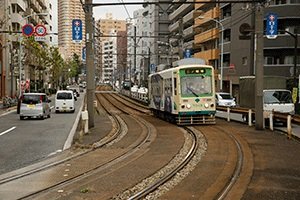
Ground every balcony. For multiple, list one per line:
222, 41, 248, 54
10, 13, 25, 25
36, 0, 47, 9
183, 10, 194, 25
195, 0, 215, 10
169, 0, 194, 21
194, 7, 220, 27
11, 0, 26, 12
183, 26, 194, 38
194, 48, 219, 60
194, 28, 219, 44
169, 21, 179, 32
183, 40, 194, 49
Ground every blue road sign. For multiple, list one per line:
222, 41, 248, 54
184, 49, 192, 58
266, 13, 278, 39
72, 19, 82, 43
22, 24, 34, 37
82, 47, 86, 62
150, 64, 156, 73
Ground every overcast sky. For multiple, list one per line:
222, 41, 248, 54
93, 0, 143, 20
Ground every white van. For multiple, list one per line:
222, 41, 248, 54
55, 90, 75, 113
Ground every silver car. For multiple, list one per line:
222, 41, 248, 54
216, 92, 237, 107
19, 93, 51, 120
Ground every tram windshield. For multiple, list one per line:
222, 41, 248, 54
181, 76, 212, 97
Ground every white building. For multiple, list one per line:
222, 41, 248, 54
102, 32, 117, 84
0, 0, 53, 98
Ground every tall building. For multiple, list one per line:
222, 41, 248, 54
58, 0, 85, 59
95, 13, 127, 82
48, 0, 58, 46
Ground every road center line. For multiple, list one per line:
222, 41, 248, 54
0, 126, 16, 136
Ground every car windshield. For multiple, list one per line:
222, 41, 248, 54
57, 92, 72, 100
219, 93, 233, 99
181, 76, 212, 97
264, 91, 293, 104
22, 95, 43, 104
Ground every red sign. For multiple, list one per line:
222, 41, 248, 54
34, 24, 47, 36
22, 24, 34, 36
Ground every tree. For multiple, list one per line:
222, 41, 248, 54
48, 46, 65, 90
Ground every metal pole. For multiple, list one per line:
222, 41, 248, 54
220, 23, 224, 91
85, 0, 95, 128
179, 18, 184, 59
294, 33, 298, 87
134, 26, 137, 85
254, 3, 264, 130
19, 36, 22, 97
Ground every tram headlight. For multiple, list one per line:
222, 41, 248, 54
204, 103, 209, 108
186, 104, 191, 109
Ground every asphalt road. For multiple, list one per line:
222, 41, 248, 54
0, 92, 84, 175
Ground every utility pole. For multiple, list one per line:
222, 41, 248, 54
85, 0, 95, 128
134, 26, 137, 85
179, 18, 184, 59
254, 2, 264, 130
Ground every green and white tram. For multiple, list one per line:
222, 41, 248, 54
148, 58, 216, 125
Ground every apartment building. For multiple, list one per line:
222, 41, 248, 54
95, 13, 127, 82
168, 0, 195, 61
0, 0, 52, 98
102, 35, 117, 84
58, 0, 85, 59
194, 1, 300, 96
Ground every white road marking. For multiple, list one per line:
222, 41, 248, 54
0, 126, 16, 136
47, 149, 62, 157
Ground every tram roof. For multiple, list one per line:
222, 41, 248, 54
173, 58, 206, 67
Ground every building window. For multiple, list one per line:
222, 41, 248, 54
224, 29, 231, 42
223, 53, 231, 68
242, 57, 247, 65
275, 0, 287, 4
265, 56, 274, 64
222, 4, 231, 19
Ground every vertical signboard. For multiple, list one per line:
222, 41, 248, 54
184, 49, 192, 58
72, 19, 83, 43
266, 13, 278, 39
82, 46, 86, 62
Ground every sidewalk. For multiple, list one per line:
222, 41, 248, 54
0, 101, 17, 116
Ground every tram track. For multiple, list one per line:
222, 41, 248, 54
0, 88, 156, 199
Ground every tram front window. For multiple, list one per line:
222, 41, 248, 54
181, 76, 212, 96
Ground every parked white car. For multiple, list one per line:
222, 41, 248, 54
216, 92, 236, 107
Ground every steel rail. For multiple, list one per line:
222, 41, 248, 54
11, 91, 153, 199
127, 126, 198, 199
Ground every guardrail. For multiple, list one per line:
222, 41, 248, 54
216, 106, 300, 139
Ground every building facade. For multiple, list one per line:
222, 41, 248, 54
0, 0, 52, 98
194, 1, 300, 96
95, 13, 127, 83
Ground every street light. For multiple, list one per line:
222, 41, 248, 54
18, 13, 49, 96
198, 16, 224, 91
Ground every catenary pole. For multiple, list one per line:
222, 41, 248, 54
254, 2, 264, 130
85, 0, 95, 128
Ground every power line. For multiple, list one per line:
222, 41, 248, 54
88, 1, 263, 7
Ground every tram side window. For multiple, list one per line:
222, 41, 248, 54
174, 78, 177, 95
